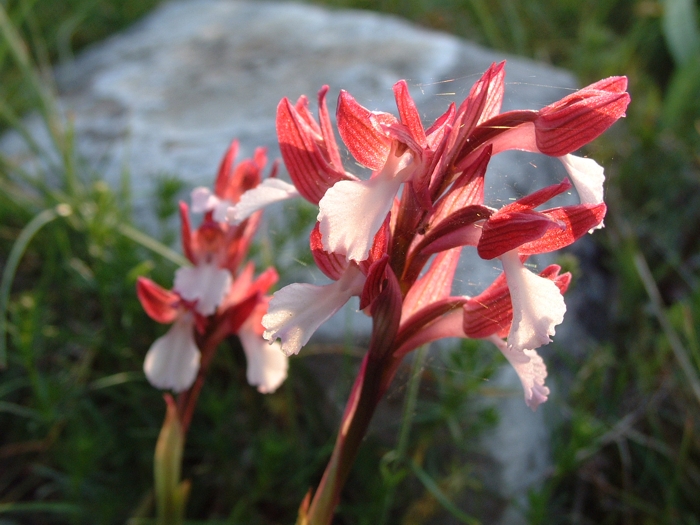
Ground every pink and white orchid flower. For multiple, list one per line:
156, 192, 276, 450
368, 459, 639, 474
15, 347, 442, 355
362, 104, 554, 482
137, 277, 201, 393
137, 142, 287, 395
268, 64, 629, 524
262, 222, 388, 356
270, 64, 626, 418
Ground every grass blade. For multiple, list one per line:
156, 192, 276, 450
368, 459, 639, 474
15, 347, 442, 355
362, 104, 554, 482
0, 205, 70, 368
118, 223, 190, 268
409, 460, 481, 525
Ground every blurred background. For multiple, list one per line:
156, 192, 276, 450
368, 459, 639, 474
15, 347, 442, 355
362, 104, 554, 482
0, 0, 699, 523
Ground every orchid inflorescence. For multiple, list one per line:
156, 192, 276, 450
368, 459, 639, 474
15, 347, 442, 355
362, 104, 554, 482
137, 142, 288, 429
138, 61, 629, 525
231, 62, 627, 410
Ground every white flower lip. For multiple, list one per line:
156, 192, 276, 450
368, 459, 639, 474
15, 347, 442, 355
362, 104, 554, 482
318, 142, 414, 263
225, 178, 299, 225
487, 335, 550, 410
143, 314, 201, 393
262, 266, 365, 356
501, 250, 566, 354
239, 323, 288, 394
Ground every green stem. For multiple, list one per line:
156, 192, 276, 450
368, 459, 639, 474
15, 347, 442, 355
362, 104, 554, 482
396, 345, 427, 462
176, 318, 231, 436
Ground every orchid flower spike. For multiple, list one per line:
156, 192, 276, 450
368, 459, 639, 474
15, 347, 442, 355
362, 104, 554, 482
137, 141, 288, 395
268, 64, 628, 413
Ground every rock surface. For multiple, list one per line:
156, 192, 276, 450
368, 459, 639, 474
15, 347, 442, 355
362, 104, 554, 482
1, 2, 588, 522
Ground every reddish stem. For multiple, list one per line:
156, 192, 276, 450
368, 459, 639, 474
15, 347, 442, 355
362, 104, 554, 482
306, 353, 400, 525
176, 317, 232, 436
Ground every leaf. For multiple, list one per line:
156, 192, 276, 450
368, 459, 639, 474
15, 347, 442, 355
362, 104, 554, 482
661, 53, 700, 133
662, 0, 700, 65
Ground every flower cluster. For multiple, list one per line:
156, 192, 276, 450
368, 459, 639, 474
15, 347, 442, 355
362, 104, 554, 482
137, 141, 288, 395
230, 62, 628, 411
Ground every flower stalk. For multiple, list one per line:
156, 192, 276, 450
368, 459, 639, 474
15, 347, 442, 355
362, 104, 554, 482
154, 395, 189, 525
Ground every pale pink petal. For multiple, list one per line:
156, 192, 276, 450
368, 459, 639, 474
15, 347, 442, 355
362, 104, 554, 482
143, 315, 200, 392
486, 335, 550, 410
262, 266, 365, 356
225, 178, 300, 225
558, 154, 605, 205
191, 187, 221, 213
489, 121, 539, 155
501, 250, 566, 354
238, 323, 288, 393
174, 263, 232, 316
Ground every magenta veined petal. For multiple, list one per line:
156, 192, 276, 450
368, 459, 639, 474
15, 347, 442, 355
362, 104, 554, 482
336, 90, 394, 170
535, 82, 630, 156
402, 248, 461, 319
136, 277, 180, 324
143, 314, 201, 393
276, 96, 350, 204
518, 203, 607, 254
478, 210, 563, 260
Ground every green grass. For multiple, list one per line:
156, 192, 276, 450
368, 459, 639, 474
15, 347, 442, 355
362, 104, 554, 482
1, 0, 699, 523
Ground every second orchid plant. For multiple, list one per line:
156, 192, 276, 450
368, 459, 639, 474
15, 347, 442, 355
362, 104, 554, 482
140, 61, 629, 524
137, 142, 288, 523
